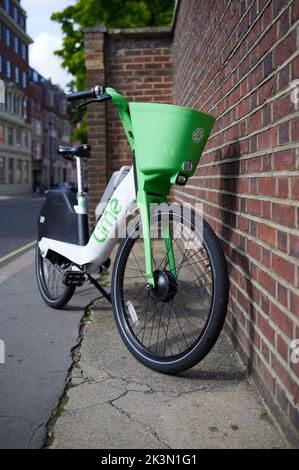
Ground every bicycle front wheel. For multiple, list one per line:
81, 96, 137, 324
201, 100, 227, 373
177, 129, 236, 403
111, 205, 229, 374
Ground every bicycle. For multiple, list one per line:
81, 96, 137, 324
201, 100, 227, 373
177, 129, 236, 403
36, 85, 229, 374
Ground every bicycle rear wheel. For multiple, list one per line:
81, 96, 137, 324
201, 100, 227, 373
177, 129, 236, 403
35, 244, 75, 309
112, 205, 229, 374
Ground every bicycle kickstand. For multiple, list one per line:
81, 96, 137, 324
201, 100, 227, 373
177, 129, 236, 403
86, 274, 112, 303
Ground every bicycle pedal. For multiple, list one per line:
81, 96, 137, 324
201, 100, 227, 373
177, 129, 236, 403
63, 271, 85, 287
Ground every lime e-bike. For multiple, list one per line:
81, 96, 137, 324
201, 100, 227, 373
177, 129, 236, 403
36, 86, 229, 374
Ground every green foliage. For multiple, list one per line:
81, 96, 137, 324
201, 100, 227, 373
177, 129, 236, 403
52, 0, 174, 142
51, 0, 174, 91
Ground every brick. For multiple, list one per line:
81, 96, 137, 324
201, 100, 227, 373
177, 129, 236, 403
276, 382, 289, 414
247, 198, 262, 217
278, 121, 289, 144
277, 334, 289, 361
270, 302, 294, 337
262, 103, 272, 126
277, 176, 289, 199
262, 246, 271, 269
290, 176, 299, 200
247, 239, 261, 261
292, 54, 299, 80
278, 63, 290, 89
258, 268, 276, 297
259, 360, 276, 394
272, 203, 295, 227
289, 234, 299, 258
273, 0, 288, 17
258, 25, 277, 57
258, 177, 275, 196
248, 110, 262, 133
259, 77, 276, 104
289, 403, 299, 431
273, 94, 294, 121
259, 224, 276, 247
290, 292, 299, 317
274, 30, 297, 68
277, 229, 288, 253
273, 149, 296, 171
291, 117, 299, 142
272, 253, 294, 285
277, 282, 288, 308
271, 354, 293, 394
259, 314, 275, 344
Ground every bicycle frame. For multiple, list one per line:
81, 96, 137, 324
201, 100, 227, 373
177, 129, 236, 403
39, 88, 174, 286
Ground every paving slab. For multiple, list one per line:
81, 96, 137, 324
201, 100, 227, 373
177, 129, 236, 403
50, 296, 289, 449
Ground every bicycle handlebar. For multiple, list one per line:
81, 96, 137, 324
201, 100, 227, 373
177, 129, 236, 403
67, 85, 108, 102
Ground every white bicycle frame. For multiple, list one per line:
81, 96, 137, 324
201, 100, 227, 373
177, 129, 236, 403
39, 159, 136, 270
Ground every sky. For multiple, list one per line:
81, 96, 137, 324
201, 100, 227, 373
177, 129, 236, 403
22, 0, 76, 90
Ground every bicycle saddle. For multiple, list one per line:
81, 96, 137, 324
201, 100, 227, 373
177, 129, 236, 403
57, 144, 91, 159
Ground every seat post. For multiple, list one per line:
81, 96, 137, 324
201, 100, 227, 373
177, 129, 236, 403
75, 156, 83, 194
74, 156, 87, 216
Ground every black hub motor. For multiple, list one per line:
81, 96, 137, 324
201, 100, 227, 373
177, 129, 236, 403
149, 270, 177, 303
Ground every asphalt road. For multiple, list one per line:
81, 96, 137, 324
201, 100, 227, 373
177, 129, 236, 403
0, 194, 44, 262
0, 195, 97, 448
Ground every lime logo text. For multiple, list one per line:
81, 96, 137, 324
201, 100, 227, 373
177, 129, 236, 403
93, 198, 122, 243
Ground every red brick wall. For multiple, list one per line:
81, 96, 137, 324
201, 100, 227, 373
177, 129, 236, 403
105, 30, 173, 176
173, 0, 299, 435
84, 27, 108, 226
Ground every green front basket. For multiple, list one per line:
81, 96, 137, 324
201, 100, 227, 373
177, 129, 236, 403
129, 102, 216, 189
128, 101, 216, 287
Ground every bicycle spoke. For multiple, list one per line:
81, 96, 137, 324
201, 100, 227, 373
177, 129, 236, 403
120, 213, 215, 360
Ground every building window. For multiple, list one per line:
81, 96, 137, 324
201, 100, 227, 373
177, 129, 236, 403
14, 36, 19, 54
23, 161, 29, 184
6, 28, 11, 47
23, 131, 29, 148
15, 96, 21, 115
0, 157, 5, 184
6, 60, 11, 79
16, 128, 21, 146
22, 43, 27, 60
5, 0, 10, 14
22, 72, 27, 88
13, 6, 18, 23
6, 92, 13, 112
15, 66, 19, 84
23, 98, 27, 119
0, 54, 2, 73
8, 158, 14, 184
8, 127, 14, 146
0, 21, 2, 39
0, 125, 4, 145
20, 16, 24, 30
16, 159, 22, 183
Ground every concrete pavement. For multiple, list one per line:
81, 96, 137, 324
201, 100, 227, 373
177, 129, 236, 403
0, 249, 94, 448
50, 296, 289, 449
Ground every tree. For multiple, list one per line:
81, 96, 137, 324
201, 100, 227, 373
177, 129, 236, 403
51, 0, 175, 92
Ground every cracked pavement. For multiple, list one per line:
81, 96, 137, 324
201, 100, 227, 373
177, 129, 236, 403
50, 297, 289, 449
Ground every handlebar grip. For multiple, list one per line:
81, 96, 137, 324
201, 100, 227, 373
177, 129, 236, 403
67, 88, 97, 102
67, 85, 106, 102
